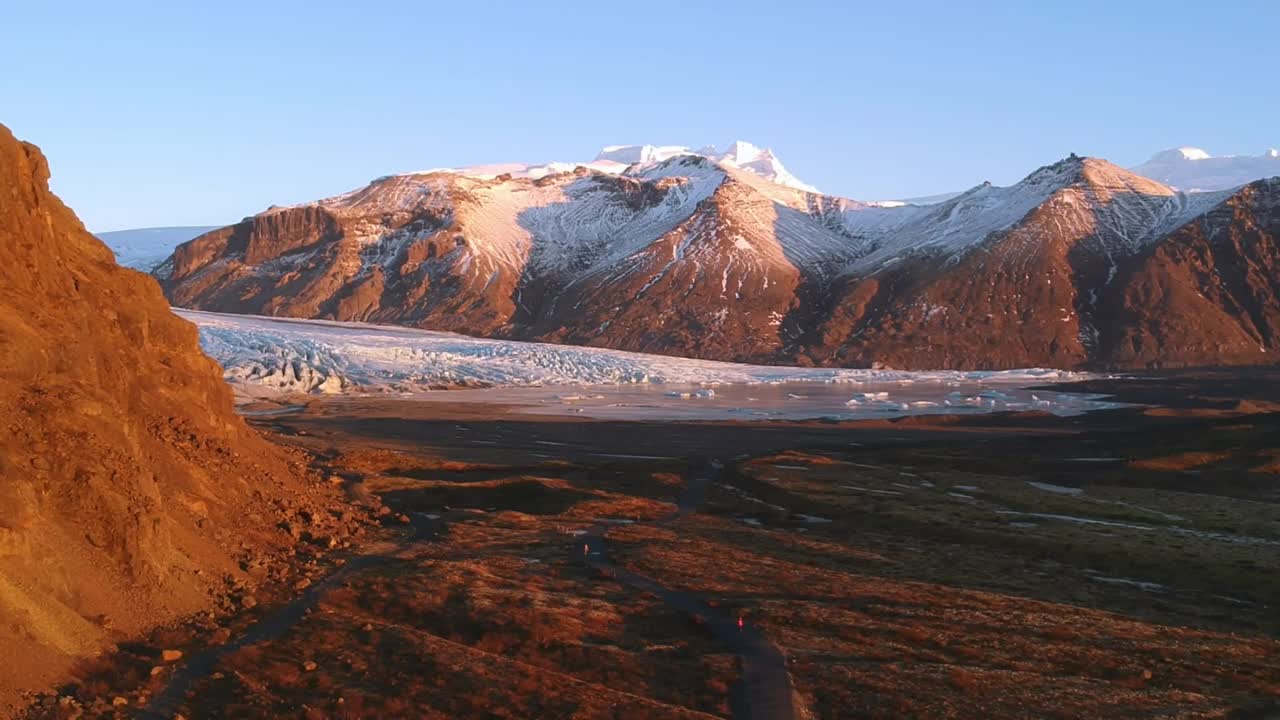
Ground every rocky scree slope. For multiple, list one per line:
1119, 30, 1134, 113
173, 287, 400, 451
0, 124, 343, 709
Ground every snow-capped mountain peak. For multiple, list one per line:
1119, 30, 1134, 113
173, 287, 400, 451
594, 144, 693, 166
593, 140, 816, 192
1131, 146, 1280, 191
412, 140, 815, 192
719, 140, 768, 164
713, 141, 817, 193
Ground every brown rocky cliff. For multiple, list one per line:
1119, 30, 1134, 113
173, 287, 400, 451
1103, 180, 1280, 368
0, 124, 311, 708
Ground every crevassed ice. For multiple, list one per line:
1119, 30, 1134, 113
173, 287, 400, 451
180, 309, 1093, 397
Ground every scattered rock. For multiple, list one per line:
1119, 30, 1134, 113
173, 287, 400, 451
162, 649, 184, 662
302, 660, 318, 672
240, 595, 259, 609
111, 696, 129, 707
294, 578, 312, 591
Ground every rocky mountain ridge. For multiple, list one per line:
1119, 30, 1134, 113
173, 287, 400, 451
159, 150, 1280, 370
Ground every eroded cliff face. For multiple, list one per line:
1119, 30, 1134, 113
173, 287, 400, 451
0, 124, 313, 706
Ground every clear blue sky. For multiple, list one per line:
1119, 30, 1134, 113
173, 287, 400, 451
2, 0, 1276, 231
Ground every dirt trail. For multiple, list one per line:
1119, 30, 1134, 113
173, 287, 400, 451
579, 461, 799, 720
137, 555, 387, 720
138, 516, 446, 720
139, 459, 796, 720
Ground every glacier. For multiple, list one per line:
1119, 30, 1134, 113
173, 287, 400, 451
179, 309, 1121, 420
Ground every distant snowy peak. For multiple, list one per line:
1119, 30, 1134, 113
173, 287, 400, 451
419, 141, 816, 192
1159, 147, 1212, 162
1132, 146, 1280, 192
595, 141, 818, 193
718, 140, 769, 164
413, 140, 813, 192
595, 144, 693, 166
96, 225, 222, 271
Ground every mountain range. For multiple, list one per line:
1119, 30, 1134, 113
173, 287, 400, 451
156, 141, 1280, 370
104, 142, 1280, 274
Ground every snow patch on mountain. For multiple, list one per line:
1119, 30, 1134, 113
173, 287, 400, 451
836, 160, 1097, 271
524, 157, 727, 276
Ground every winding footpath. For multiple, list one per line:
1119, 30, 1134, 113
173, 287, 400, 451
578, 460, 799, 720
140, 463, 795, 719
139, 515, 447, 720
138, 555, 389, 720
